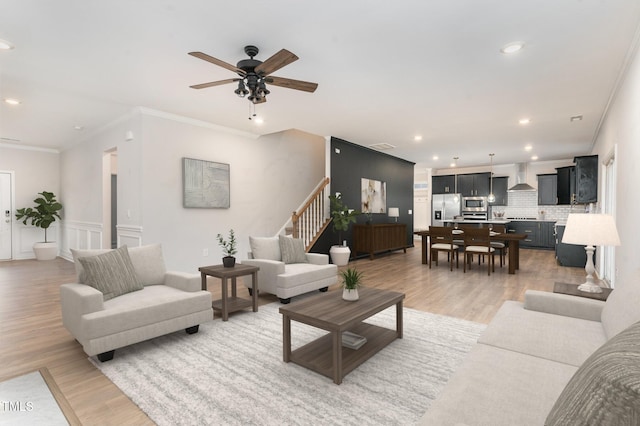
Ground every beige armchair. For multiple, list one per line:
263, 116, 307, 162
242, 236, 338, 303
61, 244, 213, 361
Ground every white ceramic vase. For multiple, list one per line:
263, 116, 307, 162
342, 288, 359, 301
330, 245, 351, 266
33, 242, 58, 261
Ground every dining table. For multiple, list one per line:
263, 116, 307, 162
413, 229, 527, 274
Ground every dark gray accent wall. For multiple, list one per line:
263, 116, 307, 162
313, 137, 415, 256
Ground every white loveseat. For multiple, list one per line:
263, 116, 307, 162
242, 236, 338, 303
61, 244, 213, 361
420, 281, 640, 425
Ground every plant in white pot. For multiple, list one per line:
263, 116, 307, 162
340, 267, 363, 301
15, 191, 63, 261
328, 193, 360, 266
217, 229, 237, 267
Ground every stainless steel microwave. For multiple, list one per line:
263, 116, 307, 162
462, 196, 488, 212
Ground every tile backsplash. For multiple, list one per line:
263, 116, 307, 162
489, 191, 588, 222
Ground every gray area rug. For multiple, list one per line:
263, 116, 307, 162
92, 302, 486, 425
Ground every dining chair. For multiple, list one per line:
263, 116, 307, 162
488, 224, 507, 267
428, 226, 459, 271
463, 227, 495, 275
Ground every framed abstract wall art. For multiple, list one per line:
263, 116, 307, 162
182, 158, 230, 208
361, 177, 386, 213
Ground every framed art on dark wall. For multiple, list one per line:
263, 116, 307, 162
361, 177, 386, 213
182, 158, 230, 208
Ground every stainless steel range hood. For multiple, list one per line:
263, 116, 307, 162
508, 163, 536, 192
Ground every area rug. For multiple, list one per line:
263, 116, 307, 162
91, 302, 486, 425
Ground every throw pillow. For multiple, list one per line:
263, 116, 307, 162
279, 235, 308, 264
78, 245, 143, 301
545, 320, 640, 425
70, 248, 111, 283
249, 236, 281, 261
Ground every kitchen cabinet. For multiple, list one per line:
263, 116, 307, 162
556, 166, 575, 205
537, 174, 558, 205
490, 176, 509, 206
574, 155, 598, 203
456, 172, 491, 197
507, 221, 555, 249
555, 223, 591, 267
432, 175, 456, 194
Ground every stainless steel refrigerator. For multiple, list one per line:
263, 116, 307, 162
431, 194, 461, 226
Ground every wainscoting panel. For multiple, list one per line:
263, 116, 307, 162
117, 225, 143, 248
61, 221, 103, 261
13, 224, 58, 260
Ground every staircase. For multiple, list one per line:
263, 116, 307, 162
291, 177, 331, 251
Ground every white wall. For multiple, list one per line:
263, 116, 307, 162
0, 145, 60, 259
60, 108, 326, 272
591, 36, 640, 289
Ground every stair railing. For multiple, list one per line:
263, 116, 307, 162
291, 177, 331, 250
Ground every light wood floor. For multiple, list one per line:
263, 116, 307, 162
0, 242, 585, 425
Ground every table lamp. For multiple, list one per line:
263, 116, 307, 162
388, 207, 399, 222
561, 213, 620, 293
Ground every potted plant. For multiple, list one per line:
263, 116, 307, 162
340, 267, 363, 301
217, 229, 237, 267
328, 193, 360, 266
15, 191, 63, 260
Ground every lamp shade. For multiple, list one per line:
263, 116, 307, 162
388, 207, 400, 218
562, 213, 621, 247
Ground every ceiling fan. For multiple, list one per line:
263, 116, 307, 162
188, 45, 318, 105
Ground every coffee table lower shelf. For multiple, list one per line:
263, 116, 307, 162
289, 322, 398, 382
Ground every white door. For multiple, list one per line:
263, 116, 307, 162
0, 172, 12, 260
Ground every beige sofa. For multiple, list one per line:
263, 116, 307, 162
61, 244, 213, 361
420, 282, 640, 425
242, 235, 338, 303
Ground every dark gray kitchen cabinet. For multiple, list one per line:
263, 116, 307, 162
507, 221, 554, 249
574, 155, 598, 204
432, 175, 456, 194
556, 166, 575, 205
456, 172, 491, 197
537, 174, 558, 205
490, 176, 509, 206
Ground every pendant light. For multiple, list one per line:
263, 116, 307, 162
488, 153, 496, 203
452, 157, 460, 203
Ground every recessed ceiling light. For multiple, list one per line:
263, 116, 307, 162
500, 42, 524, 54
254, 117, 264, 125
432, 155, 439, 161
524, 144, 533, 151
531, 155, 539, 161
73, 125, 84, 131
519, 118, 531, 125
0, 39, 14, 50
570, 115, 583, 122
4, 98, 21, 105
414, 135, 423, 141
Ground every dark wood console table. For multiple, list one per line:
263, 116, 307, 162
352, 223, 408, 260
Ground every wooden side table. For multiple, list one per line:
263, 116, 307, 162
553, 282, 613, 302
199, 264, 259, 321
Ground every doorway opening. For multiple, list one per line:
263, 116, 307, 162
102, 149, 118, 249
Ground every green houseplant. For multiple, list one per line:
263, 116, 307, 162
217, 229, 237, 267
15, 191, 63, 260
340, 267, 363, 301
328, 193, 360, 266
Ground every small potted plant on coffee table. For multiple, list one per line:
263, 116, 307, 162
217, 229, 237, 267
340, 267, 363, 301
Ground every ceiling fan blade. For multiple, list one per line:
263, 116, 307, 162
265, 76, 318, 93
255, 49, 298, 76
189, 79, 239, 89
188, 51, 244, 75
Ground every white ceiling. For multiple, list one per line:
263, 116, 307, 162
1, 1, 639, 170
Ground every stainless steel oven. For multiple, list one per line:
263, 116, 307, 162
462, 196, 488, 213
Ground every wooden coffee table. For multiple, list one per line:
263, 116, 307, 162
279, 287, 405, 384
